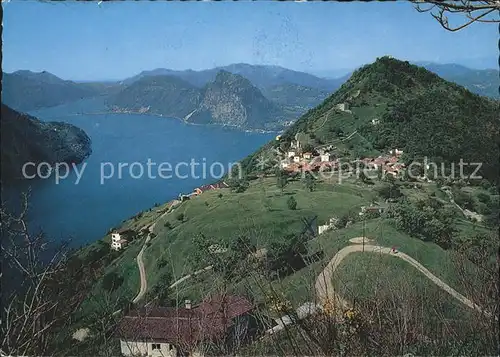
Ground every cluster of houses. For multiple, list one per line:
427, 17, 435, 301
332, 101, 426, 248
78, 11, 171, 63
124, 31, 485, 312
193, 182, 229, 195
358, 149, 405, 177
116, 295, 257, 357
280, 140, 338, 173
279, 138, 405, 178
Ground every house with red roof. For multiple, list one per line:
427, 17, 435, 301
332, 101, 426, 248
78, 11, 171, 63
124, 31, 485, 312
193, 182, 229, 195
116, 295, 254, 357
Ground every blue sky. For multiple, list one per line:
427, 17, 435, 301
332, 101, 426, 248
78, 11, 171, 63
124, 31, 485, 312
2, 1, 497, 81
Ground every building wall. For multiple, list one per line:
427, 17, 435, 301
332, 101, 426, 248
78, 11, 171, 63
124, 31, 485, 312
318, 225, 330, 235
149, 342, 177, 357
120, 340, 178, 357
120, 340, 148, 356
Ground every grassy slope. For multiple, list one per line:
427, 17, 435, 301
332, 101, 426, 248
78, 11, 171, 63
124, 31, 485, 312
333, 252, 472, 320
130, 177, 485, 312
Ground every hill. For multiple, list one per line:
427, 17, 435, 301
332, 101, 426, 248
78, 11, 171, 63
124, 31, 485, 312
187, 70, 289, 129
109, 70, 292, 130
109, 75, 202, 118
2, 71, 103, 112
261, 83, 331, 116
61, 171, 497, 356
0, 104, 92, 182
248, 57, 499, 182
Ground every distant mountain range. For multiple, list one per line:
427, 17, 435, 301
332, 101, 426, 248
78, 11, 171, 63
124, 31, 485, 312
2, 61, 497, 130
412, 62, 499, 99
121, 63, 346, 91
2, 70, 124, 112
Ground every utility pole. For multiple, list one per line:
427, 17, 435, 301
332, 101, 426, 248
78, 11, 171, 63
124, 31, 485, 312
362, 214, 365, 252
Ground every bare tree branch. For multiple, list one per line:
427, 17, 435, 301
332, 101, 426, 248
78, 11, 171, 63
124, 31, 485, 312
410, 0, 500, 31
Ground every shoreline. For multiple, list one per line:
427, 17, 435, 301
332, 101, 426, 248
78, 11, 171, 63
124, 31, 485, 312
50, 109, 283, 135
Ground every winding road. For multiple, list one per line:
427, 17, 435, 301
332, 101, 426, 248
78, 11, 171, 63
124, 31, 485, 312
315, 242, 490, 316
131, 222, 156, 303
266, 239, 492, 334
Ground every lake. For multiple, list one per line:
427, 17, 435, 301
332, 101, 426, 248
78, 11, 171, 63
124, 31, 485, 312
10, 98, 274, 248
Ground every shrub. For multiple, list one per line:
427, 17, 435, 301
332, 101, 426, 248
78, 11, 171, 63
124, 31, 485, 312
476, 192, 491, 204
287, 196, 297, 210
163, 222, 172, 229
102, 271, 123, 292
176, 213, 185, 222
218, 193, 223, 199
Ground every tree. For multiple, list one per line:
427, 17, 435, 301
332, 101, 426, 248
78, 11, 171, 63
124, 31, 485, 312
102, 271, 124, 292
411, 1, 500, 32
287, 196, 298, 210
176, 212, 185, 222
149, 270, 172, 305
227, 178, 249, 193
359, 171, 372, 185
376, 183, 403, 200
276, 170, 289, 193
302, 143, 315, 154
303, 172, 317, 192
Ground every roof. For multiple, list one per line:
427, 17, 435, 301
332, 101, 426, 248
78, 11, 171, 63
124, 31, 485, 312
116, 295, 253, 345
116, 228, 134, 235
197, 182, 228, 193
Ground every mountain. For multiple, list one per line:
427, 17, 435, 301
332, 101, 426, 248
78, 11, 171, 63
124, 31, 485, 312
246, 57, 500, 182
0, 104, 92, 182
109, 75, 202, 118
109, 70, 291, 130
187, 70, 288, 129
413, 62, 499, 98
262, 83, 331, 109
2, 71, 104, 112
123, 63, 345, 92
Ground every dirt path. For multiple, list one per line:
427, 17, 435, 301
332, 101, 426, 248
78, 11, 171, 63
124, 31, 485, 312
315, 244, 489, 316
169, 265, 213, 289
132, 236, 150, 304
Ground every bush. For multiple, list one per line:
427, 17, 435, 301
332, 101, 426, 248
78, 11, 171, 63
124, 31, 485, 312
102, 271, 124, 292
157, 258, 168, 269
376, 183, 402, 200
287, 196, 297, 210
218, 193, 223, 199
164, 222, 172, 229
476, 192, 491, 204
176, 213, 185, 222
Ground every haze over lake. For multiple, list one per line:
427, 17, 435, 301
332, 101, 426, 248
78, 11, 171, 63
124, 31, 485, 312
12, 98, 274, 248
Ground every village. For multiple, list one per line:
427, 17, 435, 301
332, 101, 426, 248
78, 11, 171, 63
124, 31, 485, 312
277, 134, 406, 179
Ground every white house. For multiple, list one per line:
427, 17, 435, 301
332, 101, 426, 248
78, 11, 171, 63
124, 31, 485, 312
320, 153, 332, 162
287, 151, 296, 158
111, 233, 128, 251
281, 161, 290, 169
117, 296, 254, 357
335, 103, 349, 112
293, 156, 301, 163
318, 217, 338, 235
389, 148, 404, 156
303, 152, 313, 160
371, 118, 380, 125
